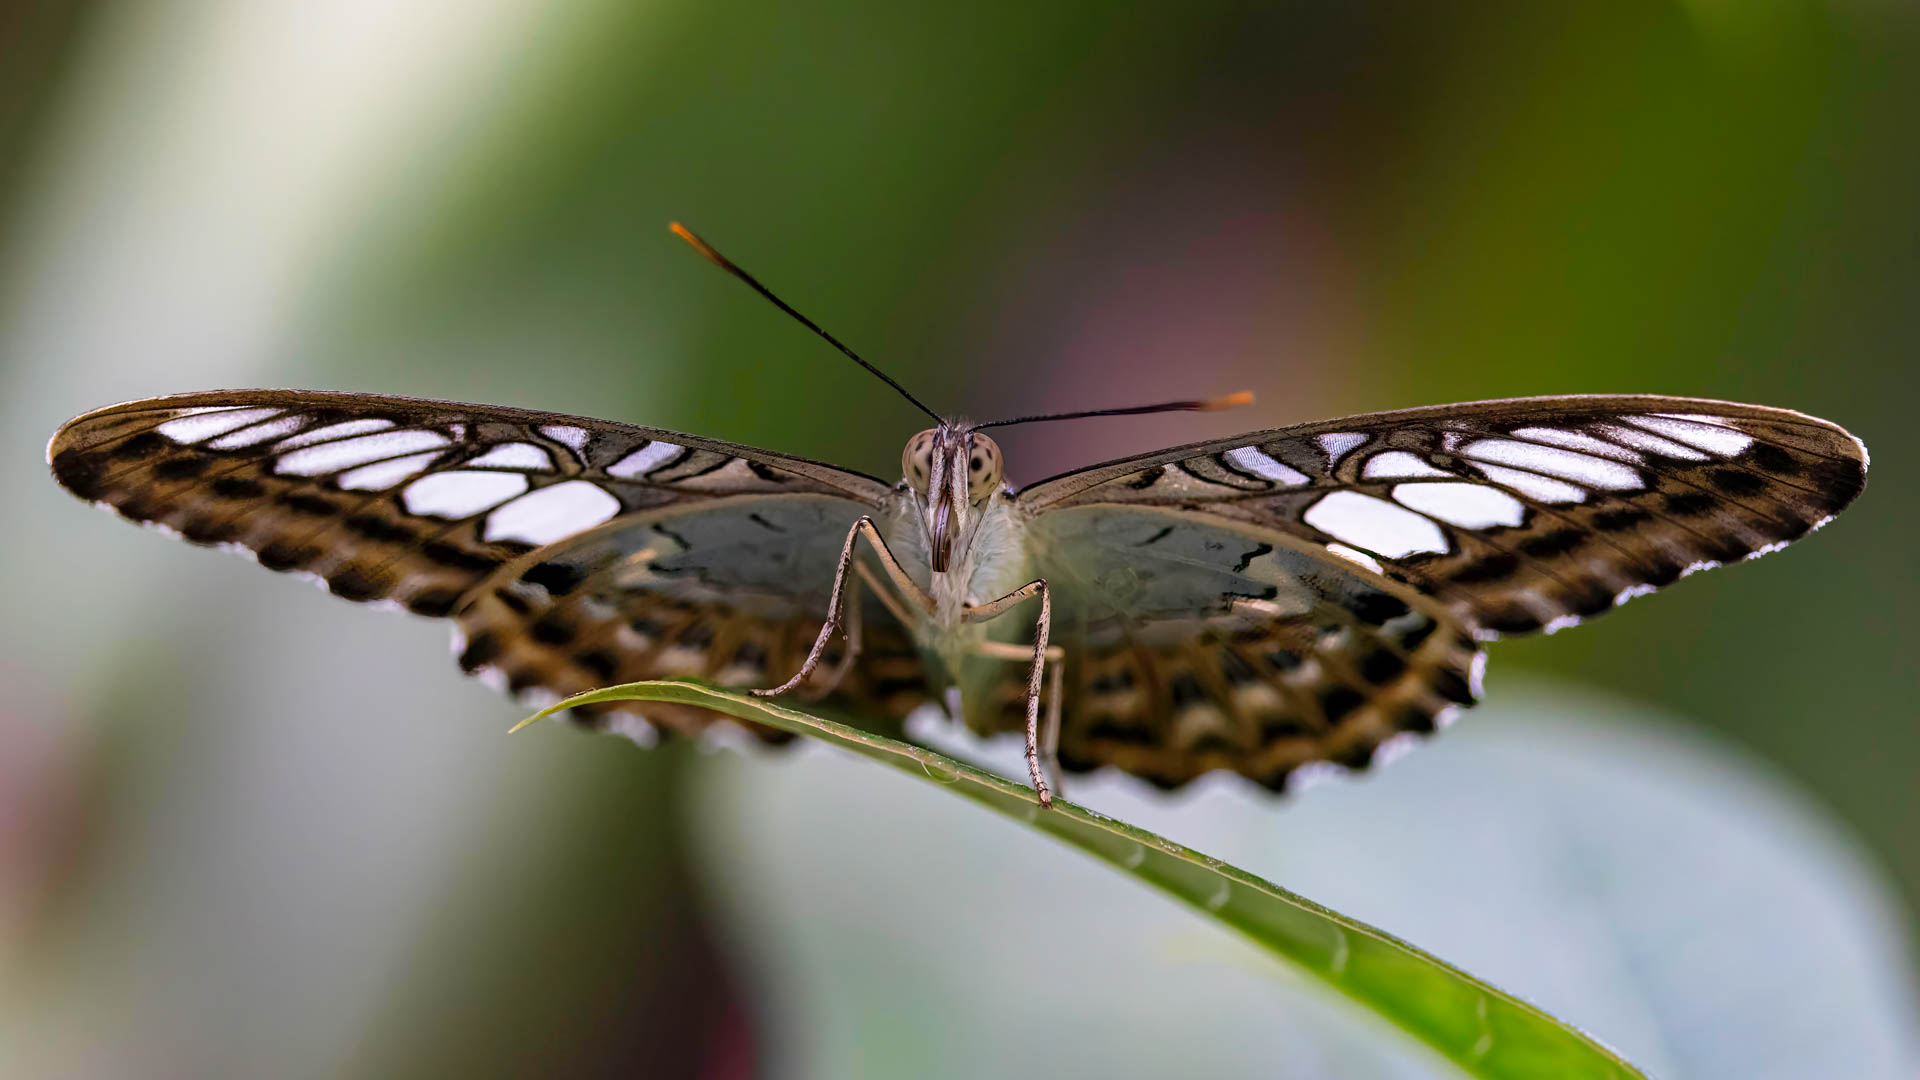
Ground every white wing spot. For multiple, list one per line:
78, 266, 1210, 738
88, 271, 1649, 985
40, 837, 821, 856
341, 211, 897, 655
608, 441, 685, 479
133, 516, 183, 540
1627, 415, 1755, 456
274, 418, 395, 449
276, 430, 453, 476
1511, 427, 1645, 464
157, 407, 280, 443
1468, 652, 1488, 697
1303, 491, 1448, 558
1224, 446, 1309, 486
207, 415, 306, 449
1323, 543, 1385, 574
467, 442, 553, 470
1288, 761, 1347, 792
1472, 463, 1587, 504
402, 471, 530, 518
1362, 451, 1451, 480
1391, 482, 1526, 529
338, 451, 444, 491
1614, 583, 1658, 606
1593, 422, 1709, 460
1462, 439, 1642, 489
1541, 614, 1583, 635
1318, 432, 1367, 464
539, 425, 591, 453
1373, 732, 1422, 770
213, 540, 259, 564
483, 480, 620, 546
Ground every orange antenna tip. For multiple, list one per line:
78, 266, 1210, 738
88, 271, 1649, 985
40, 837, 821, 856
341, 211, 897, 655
669, 222, 732, 270
1204, 390, 1255, 411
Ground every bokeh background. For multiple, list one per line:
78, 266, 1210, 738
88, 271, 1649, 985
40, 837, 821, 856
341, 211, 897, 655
3, 3, 1916, 1077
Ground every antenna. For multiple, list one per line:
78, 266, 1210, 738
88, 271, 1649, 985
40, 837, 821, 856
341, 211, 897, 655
974, 391, 1254, 430
670, 223, 942, 423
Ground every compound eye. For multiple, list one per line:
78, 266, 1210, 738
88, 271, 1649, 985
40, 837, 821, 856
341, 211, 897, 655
966, 433, 1003, 502
902, 429, 938, 494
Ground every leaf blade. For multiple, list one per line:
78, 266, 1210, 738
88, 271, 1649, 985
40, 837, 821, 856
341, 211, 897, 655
522, 680, 1644, 1080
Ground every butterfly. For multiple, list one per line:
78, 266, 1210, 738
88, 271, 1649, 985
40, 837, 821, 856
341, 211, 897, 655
46, 227, 1869, 807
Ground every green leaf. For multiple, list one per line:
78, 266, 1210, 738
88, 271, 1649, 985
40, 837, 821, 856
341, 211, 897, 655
521, 680, 1645, 1080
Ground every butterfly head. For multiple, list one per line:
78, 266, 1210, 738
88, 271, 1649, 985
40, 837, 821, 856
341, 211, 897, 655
903, 424, 1004, 574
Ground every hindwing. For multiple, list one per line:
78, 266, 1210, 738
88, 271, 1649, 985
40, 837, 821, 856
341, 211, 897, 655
451, 495, 931, 740
973, 506, 1481, 792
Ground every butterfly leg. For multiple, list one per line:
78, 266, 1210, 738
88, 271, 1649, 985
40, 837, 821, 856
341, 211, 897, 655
754, 516, 931, 699
1043, 651, 1064, 800
973, 637, 1067, 802
796, 570, 862, 701
964, 579, 1054, 808
797, 558, 922, 700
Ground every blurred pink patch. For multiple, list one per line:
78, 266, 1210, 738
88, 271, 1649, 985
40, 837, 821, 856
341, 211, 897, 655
0, 666, 91, 955
699, 1000, 759, 1080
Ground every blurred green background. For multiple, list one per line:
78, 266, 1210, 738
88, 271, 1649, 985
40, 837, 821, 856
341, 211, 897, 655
3, 2, 1916, 1077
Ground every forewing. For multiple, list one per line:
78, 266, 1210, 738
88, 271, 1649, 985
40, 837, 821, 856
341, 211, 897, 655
1020, 396, 1867, 638
48, 390, 893, 618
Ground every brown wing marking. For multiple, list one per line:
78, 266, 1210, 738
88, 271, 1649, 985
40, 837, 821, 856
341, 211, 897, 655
978, 579, 1480, 791
987, 505, 1483, 791
449, 500, 930, 742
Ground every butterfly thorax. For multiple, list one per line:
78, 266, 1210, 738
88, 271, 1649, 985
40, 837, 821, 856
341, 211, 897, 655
889, 423, 1030, 666
878, 486, 1028, 698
